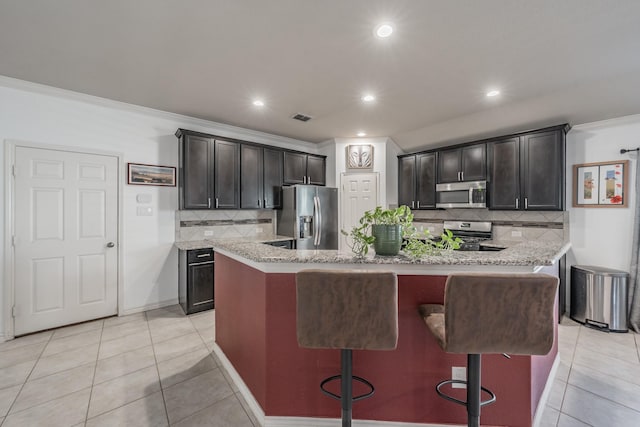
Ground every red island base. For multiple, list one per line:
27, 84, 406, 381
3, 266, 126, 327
214, 253, 558, 426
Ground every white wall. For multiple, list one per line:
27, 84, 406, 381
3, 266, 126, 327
333, 137, 394, 209
0, 77, 318, 338
566, 114, 639, 272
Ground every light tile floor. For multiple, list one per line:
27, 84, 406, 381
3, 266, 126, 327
1, 308, 639, 426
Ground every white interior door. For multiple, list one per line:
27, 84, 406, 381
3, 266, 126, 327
340, 173, 379, 251
13, 146, 119, 335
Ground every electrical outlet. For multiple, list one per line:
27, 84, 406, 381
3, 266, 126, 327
204, 230, 214, 236
428, 226, 435, 233
255, 228, 264, 234
511, 230, 523, 238
452, 367, 466, 389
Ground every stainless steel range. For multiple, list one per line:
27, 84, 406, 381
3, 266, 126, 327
443, 220, 493, 251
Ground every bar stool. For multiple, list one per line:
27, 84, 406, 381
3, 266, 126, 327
296, 270, 398, 427
418, 273, 558, 427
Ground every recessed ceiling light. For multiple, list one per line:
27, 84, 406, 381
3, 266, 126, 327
375, 23, 393, 38
252, 99, 265, 107
357, 132, 367, 137
486, 90, 500, 97
361, 94, 376, 103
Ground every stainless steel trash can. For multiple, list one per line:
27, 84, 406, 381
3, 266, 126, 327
570, 265, 629, 332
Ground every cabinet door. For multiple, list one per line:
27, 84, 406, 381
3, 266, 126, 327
214, 140, 240, 209
240, 145, 263, 209
437, 148, 461, 183
398, 156, 416, 208
416, 153, 437, 209
187, 262, 214, 313
307, 155, 326, 186
263, 148, 283, 208
488, 137, 520, 210
460, 144, 486, 181
283, 152, 307, 184
181, 134, 212, 209
521, 130, 564, 210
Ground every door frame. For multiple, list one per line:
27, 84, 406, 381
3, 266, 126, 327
3, 140, 124, 340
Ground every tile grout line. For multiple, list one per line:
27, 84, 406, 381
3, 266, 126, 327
1, 330, 55, 421
83, 320, 105, 425
557, 323, 580, 420
146, 310, 172, 426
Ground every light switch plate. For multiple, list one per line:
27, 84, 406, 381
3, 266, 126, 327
204, 230, 214, 236
452, 367, 466, 389
136, 206, 153, 216
511, 230, 523, 238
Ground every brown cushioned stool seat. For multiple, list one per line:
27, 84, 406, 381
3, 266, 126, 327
297, 270, 398, 427
418, 273, 558, 427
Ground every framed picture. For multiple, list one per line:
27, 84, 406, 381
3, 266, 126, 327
572, 160, 628, 207
346, 144, 373, 170
127, 163, 176, 186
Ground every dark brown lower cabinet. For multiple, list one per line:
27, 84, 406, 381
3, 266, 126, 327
179, 248, 214, 314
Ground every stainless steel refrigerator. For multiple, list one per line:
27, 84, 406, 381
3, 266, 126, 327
277, 185, 338, 250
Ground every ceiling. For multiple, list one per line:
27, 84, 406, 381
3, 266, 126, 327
2, 0, 640, 152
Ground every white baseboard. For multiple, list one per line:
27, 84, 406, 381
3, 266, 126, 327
120, 298, 179, 316
211, 342, 458, 427
531, 354, 560, 427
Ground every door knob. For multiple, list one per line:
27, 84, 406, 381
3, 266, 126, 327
106, 242, 115, 248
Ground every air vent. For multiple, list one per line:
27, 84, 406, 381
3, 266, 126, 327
292, 113, 312, 122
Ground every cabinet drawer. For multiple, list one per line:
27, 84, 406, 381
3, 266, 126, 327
187, 248, 214, 263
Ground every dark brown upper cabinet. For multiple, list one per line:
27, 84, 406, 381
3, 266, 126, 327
398, 152, 437, 209
240, 145, 284, 209
437, 144, 486, 183
240, 144, 264, 209
488, 127, 565, 211
177, 130, 240, 209
263, 148, 284, 208
283, 152, 326, 186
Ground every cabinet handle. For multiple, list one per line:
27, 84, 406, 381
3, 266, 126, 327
461, 171, 464, 181
525, 197, 528, 209
196, 253, 211, 258
411, 201, 415, 209
215, 198, 219, 208
257, 199, 261, 208
263, 199, 267, 208
416, 200, 420, 208
308, 176, 311, 184
515, 198, 519, 209
208, 198, 211, 209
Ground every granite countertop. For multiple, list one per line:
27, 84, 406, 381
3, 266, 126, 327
174, 235, 294, 251
209, 238, 570, 267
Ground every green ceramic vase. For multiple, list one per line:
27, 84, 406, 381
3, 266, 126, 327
372, 224, 403, 256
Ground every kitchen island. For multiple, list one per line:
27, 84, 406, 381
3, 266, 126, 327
210, 239, 570, 427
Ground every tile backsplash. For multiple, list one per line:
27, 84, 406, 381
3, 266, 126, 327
175, 210, 276, 241
412, 209, 569, 242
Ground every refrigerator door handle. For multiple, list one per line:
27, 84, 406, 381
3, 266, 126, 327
316, 195, 322, 247
313, 196, 321, 246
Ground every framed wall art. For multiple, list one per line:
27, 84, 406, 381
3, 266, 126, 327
346, 144, 373, 170
127, 163, 176, 186
572, 160, 628, 207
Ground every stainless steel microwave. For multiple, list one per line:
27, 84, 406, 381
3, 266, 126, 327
435, 180, 487, 208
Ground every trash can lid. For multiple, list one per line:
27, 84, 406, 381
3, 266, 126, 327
572, 265, 629, 276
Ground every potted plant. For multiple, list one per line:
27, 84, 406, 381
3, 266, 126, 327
342, 205, 463, 258
341, 205, 413, 257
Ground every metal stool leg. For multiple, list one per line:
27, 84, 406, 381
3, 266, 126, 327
341, 349, 352, 427
467, 354, 481, 427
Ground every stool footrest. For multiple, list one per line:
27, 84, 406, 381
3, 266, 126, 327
435, 379, 496, 407
320, 374, 375, 402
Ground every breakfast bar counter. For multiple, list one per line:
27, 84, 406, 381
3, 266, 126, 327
211, 240, 570, 427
